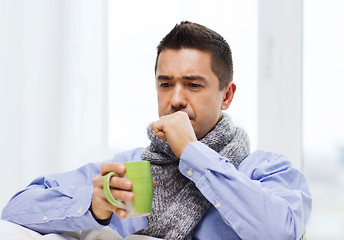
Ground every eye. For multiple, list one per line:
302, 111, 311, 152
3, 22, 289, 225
189, 83, 201, 88
159, 82, 172, 88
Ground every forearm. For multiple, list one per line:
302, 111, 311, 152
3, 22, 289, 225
1, 182, 103, 233
1, 149, 147, 235
1, 162, 105, 233
179, 142, 312, 240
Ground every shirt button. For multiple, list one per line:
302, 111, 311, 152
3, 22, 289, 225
215, 202, 221, 209
77, 208, 82, 215
43, 216, 48, 221
187, 168, 193, 177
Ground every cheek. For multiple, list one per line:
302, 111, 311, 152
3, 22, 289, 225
157, 101, 164, 117
193, 96, 222, 129
157, 93, 169, 116
193, 110, 221, 139
196, 93, 223, 115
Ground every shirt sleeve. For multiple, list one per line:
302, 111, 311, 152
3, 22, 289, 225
1, 148, 146, 236
179, 141, 312, 240
1, 161, 104, 234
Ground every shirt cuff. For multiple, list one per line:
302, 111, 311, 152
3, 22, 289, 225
94, 214, 113, 226
179, 141, 227, 180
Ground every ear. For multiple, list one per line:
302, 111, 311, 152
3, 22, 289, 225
221, 82, 236, 110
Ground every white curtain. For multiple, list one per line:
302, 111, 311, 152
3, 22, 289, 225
0, 0, 109, 210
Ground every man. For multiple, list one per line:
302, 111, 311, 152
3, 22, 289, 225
2, 21, 311, 239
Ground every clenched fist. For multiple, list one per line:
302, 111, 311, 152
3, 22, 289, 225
151, 111, 197, 158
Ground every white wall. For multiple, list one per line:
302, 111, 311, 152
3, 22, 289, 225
0, 0, 109, 210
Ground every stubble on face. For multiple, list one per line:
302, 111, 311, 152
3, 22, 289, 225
155, 48, 226, 140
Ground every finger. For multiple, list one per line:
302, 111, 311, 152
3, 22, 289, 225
115, 208, 127, 219
151, 122, 167, 141
154, 131, 167, 141
91, 190, 121, 219
110, 189, 135, 202
92, 174, 103, 186
109, 176, 132, 190
103, 193, 129, 219
100, 163, 126, 175
151, 120, 164, 134
92, 175, 132, 203
101, 197, 119, 212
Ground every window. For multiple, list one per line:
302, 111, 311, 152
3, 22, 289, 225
108, 0, 258, 152
303, 0, 344, 238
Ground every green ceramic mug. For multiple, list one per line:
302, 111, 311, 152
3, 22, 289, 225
103, 161, 153, 218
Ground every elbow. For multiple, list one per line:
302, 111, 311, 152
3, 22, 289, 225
278, 191, 312, 240
1, 203, 14, 222
266, 198, 311, 240
274, 206, 310, 240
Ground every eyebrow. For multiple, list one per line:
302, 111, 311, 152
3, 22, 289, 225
157, 74, 207, 82
183, 75, 206, 81
157, 75, 173, 81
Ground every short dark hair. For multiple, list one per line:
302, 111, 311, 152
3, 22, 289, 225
155, 21, 233, 90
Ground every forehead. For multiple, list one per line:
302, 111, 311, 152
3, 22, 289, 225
156, 48, 216, 78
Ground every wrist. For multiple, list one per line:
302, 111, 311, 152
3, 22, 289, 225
175, 139, 197, 158
94, 214, 113, 226
89, 205, 112, 222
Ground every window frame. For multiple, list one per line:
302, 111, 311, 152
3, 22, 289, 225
258, 0, 303, 168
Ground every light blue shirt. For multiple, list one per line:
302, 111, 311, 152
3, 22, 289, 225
1, 141, 312, 240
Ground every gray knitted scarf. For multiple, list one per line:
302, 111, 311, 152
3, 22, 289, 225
136, 113, 250, 239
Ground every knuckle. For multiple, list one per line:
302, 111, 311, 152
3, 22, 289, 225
100, 163, 109, 172
92, 177, 98, 186
93, 185, 103, 194
93, 196, 102, 206
179, 111, 188, 118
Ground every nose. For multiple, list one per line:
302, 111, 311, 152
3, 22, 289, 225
170, 84, 187, 111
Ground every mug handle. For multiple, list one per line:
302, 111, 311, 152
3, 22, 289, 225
103, 172, 127, 209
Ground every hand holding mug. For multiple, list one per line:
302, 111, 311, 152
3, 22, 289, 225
103, 161, 153, 218
91, 163, 134, 220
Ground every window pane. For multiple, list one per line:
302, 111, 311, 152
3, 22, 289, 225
108, 0, 258, 152
303, 0, 344, 239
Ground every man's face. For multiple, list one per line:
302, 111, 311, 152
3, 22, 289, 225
155, 48, 235, 140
